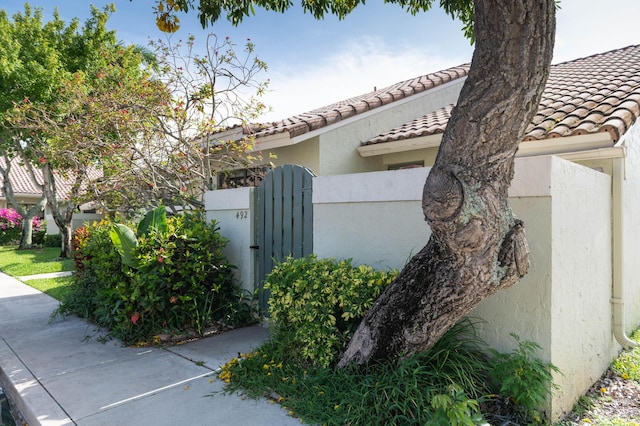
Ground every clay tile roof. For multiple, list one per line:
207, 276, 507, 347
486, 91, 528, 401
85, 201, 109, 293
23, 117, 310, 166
0, 157, 101, 200
522, 44, 640, 142
253, 64, 471, 140
364, 105, 454, 145
0, 158, 43, 196
365, 44, 640, 146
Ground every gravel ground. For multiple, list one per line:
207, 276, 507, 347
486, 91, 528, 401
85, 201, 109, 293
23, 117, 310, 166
557, 368, 640, 425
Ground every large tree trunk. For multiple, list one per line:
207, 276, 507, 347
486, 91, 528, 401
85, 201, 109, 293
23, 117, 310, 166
339, 0, 555, 367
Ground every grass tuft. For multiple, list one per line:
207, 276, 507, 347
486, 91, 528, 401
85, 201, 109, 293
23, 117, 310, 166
611, 329, 640, 381
220, 319, 491, 425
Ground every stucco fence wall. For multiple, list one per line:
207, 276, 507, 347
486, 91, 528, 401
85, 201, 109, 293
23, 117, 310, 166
45, 213, 104, 235
205, 155, 628, 420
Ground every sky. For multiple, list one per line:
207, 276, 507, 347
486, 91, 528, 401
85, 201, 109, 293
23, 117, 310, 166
2, 1, 639, 122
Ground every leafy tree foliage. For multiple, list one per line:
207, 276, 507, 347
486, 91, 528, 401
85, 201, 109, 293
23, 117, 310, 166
2, 4, 161, 257
1, 3, 269, 256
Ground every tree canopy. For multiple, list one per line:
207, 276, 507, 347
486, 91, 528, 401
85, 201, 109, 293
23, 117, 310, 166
154, 0, 475, 39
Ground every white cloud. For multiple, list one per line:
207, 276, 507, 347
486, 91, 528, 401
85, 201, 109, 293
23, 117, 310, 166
554, 0, 640, 63
260, 36, 470, 122
259, 0, 640, 123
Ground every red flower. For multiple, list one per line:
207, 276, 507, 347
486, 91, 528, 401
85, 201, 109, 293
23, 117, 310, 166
39, 157, 46, 164
131, 312, 140, 325
157, 256, 164, 263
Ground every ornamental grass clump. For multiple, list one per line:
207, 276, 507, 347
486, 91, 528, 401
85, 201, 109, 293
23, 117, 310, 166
220, 319, 491, 425
58, 207, 254, 344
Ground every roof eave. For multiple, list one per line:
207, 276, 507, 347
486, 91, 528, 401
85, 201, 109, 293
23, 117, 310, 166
357, 134, 442, 157
255, 77, 468, 152
358, 131, 617, 160
251, 131, 293, 152
515, 133, 615, 158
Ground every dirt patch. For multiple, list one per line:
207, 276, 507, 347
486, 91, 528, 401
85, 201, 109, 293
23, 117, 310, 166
558, 369, 640, 425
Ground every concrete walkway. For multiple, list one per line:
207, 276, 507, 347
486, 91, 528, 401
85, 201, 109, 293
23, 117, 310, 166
0, 272, 301, 426
18, 271, 74, 281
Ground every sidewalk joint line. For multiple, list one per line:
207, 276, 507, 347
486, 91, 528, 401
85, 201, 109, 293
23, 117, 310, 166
2, 337, 77, 425
99, 371, 215, 410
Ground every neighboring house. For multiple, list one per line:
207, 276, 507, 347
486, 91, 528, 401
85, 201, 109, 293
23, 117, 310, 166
0, 157, 46, 211
205, 44, 640, 420
0, 157, 103, 233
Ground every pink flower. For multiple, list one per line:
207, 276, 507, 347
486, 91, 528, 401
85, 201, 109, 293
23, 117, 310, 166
131, 312, 140, 325
157, 256, 164, 263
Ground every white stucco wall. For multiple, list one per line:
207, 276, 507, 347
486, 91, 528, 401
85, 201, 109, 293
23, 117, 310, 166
268, 137, 321, 175
312, 156, 619, 420
313, 167, 431, 270
548, 157, 615, 418
621, 120, 640, 330
204, 187, 255, 294
45, 213, 104, 234
470, 196, 553, 356
317, 79, 464, 176
205, 155, 623, 421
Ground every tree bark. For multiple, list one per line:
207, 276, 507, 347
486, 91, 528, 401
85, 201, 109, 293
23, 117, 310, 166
18, 199, 46, 249
42, 164, 76, 258
338, 0, 555, 367
0, 153, 46, 249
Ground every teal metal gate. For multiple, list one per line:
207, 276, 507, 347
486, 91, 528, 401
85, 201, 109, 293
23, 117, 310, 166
255, 165, 314, 311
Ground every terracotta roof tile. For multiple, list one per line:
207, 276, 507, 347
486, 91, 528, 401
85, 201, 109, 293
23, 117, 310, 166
253, 64, 471, 139
364, 44, 640, 146
364, 105, 452, 145
0, 157, 101, 200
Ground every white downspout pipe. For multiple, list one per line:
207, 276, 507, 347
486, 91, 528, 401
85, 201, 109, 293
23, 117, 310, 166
612, 155, 638, 349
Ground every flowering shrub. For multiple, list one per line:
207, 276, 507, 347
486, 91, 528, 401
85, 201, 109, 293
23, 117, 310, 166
0, 208, 43, 244
59, 209, 253, 344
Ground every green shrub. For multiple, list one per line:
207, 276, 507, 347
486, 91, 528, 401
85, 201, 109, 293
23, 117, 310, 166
32, 229, 46, 245
486, 333, 560, 424
58, 209, 253, 344
265, 255, 398, 368
223, 251, 562, 425
43, 233, 62, 248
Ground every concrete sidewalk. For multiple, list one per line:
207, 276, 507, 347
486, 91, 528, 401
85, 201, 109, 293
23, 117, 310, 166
0, 272, 301, 426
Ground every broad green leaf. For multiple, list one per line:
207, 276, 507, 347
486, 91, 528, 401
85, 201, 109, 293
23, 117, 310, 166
137, 205, 167, 237
110, 223, 138, 268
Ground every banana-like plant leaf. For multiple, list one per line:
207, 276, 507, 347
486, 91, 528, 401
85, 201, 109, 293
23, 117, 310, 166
110, 224, 138, 268
137, 205, 168, 237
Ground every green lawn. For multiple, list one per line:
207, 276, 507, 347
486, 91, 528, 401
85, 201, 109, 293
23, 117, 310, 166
0, 245, 74, 277
25, 276, 75, 301
0, 245, 75, 302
